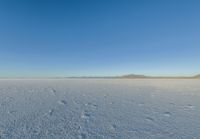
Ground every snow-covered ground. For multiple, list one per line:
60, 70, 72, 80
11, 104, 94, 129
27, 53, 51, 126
0, 79, 200, 139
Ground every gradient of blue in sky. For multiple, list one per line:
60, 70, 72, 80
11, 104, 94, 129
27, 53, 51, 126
0, 0, 200, 77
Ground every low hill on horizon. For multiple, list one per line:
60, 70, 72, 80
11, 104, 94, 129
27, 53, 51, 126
120, 74, 148, 78
194, 74, 200, 78
119, 74, 200, 79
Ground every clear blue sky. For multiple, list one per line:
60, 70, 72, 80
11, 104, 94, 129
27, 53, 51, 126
0, 0, 200, 77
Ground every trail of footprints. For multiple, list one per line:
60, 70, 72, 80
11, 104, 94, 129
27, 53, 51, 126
42, 88, 197, 139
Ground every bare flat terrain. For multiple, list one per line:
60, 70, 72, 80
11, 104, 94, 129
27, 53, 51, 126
0, 79, 200, 139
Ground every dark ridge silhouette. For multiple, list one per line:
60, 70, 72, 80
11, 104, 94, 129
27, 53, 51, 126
120, 74, 148, 78
194, 74, 200, 78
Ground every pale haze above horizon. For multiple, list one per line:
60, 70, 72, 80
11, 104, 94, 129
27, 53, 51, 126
0, 0, 200, 77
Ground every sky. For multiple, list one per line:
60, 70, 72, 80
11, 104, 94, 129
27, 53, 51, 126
0, 0, 200, 77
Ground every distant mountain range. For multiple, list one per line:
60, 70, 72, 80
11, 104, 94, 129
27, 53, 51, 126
119, 74, 148, 78
68, 74, 200, 79
118, 74, 200, 79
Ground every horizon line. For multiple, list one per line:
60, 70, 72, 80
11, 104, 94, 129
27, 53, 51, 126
0, 73, 199, 79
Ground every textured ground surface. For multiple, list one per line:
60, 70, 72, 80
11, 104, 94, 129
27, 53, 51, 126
0, 79, 200, 139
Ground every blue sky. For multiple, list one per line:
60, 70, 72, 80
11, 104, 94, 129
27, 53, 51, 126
0, 0, 200, 77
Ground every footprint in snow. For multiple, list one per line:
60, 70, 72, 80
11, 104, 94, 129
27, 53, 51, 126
138, 102, 145, 107
48, 109, 54, 116
85, 103, 98, 109
5, 96, 14, 100
50, 88, 57, 95
81, 112, 91, 119
145, 117, 154, 122
58, 100, 67, 105
109, 124, 117, 133
78, 133, 87, 139
8, 110, 17, 114
43, 109, 54, 117
103, 94, 108, 99
186, 104, 195, 110
169, 102, 175, 106
163, 112, 172, 117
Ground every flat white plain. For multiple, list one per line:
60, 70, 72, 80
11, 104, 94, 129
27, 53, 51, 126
0, 79, 200, 139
